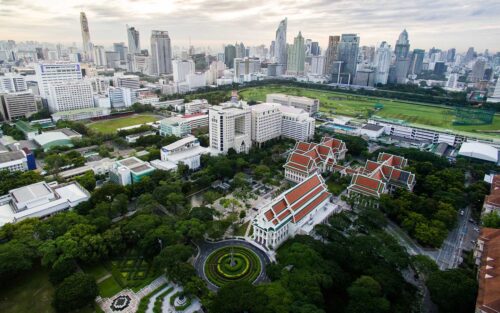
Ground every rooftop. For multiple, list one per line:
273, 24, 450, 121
163, 136, 198, 151
33, 131, 71, 147
459, 142, 499, 163
0, 150, 25, 163
476, 228, 500, 313
362, 123, 385, 131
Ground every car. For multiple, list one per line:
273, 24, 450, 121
460, 210, 464, 216
469, 218, 475, 223
252, 207, 258, 211
474, 227, 480, 232
471, 240, 476, 244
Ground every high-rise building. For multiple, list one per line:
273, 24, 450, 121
224, 44, 236, 68
105, 51, 120, 68
374, 41, 392, 85
274, 18, 288, 74
209, 100, 252, 154
48, 80, 94, 112
447, 48, 456, 63
0, 74, 27, 93
0, 91, 38, 121
394, 30, 411, 84
446, 73, 459, 89
464, 47, 475, 64
80, 12, 92, 61
324, 35, 340, 78
172, 59, 195, 83
287, 32, 306, 76
127, 25, 141, 54
487, 78, 500, 103
236, 42, 246, 58
150, 30, 173, 75
469, 59, 486, 82
337, 34, 360, 84
250, 103, 282, 146
93, 45, 106, 66
310, 56, 325, 76
433, 62, 447, 76
409, 49, 425, 75
113, 42, 127, 61
310, 42, 320, 56
35, 63, 83, 100
234, 58, 261, 80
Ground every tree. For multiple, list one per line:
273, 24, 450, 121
76, 171, 96, 191
189, 206, 215, 222
0, 240, 36, 281
254, 164, 271, 180
49, 258, 78, 285
239, 210, 246, 222
483, 211, 500, 228
427, 269, 477, 313
209, 281, 267, 313
53, 273, 98, 312
219, 198, 241, 213
176, 218, 206, 241
346, 276, 390, 313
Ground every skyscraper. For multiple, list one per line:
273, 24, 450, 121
324, 35, 340, 79
274, 18, 287, 75
113, 42, 127, 61
409, 49, 425, 75
374, 41, 392, 85
287, 32, 305, 76
310, 42, 320, 56
337, 34, 360, 84
447, 48, 456, 63
80, 12, 92, 61
394, 29, 411, 83
150, 30, 173, 75
224, 44, 236, 68
127, 25, 141, 54
236, 42, 246, 58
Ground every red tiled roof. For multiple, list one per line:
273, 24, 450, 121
372, 170, 384, 180
272, 200, 287, 215
296, 142, 312, 152
476, 228, 500, 313
285, 174, 322, 205
381, 165, 393, 177
291, 185, 324, 211
365, 160, 380, 171
277, 209, 291, 221
485, 175, 500, 207
264, 210, 274, 221
355, 175, 382, 190
293, 191, 330, 223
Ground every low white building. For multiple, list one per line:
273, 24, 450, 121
156, 135, 209, 170
252, 173, 338, 249
0, 150, 28, 172
185, 99, 209, 115
109, 157, 155, 186
359, 123, 385, 139
459, 142, 498, 163
0, 181, 90, 226
266, 93, 319, 116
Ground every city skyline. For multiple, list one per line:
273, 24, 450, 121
1, 0, 500, 52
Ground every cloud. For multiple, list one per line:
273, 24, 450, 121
0, 0, 499, 52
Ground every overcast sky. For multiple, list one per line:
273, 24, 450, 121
1, 0, 499, 53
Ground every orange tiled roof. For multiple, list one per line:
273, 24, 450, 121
293, 191, 330, 223
476, 228, 500, 313
285, 174, 322, 205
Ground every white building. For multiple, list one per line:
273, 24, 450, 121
266, 93, 319, 116
359, 123, 385, 139
109, 157, 155, 186
459, 142, 498, 163
159, 116, 191, 137
487, 79, 500, 103
374, 41, 392, 85
114, 74, 140, 90
35, 63, 83, 100
0, 181, 90, 227
109, 87, 135, 108
310, 56, 325, 76
0, 73, 27, 93
93, 94, 111, 108
252, 173, 338, 249
93, 45, 106, 66
172, 59, 195, 83
186, 73, 206, 90
279, 105, 315, 141
209, 100, 252, 154
157, 135, 209, 170
182, 113, 209, 130
0, 91, 38, 121
48, 80, 94, 112
185, 99, 209, 114
250, 103, 282, 146
0, 150, 28, 172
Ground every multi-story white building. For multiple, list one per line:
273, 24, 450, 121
181, 113, 209, 130
172, 59, 195, 83
374, 41, 392, 85
0, 73, 27, 93
157, 135, 209, 170
114, 74, 140, 90
250, 103, 282, 146
186, 73, 206, 90
35, 63, 83, 100
234, 57, 261, 80
0, 91, 38, 121
310, 56, 325, 76
48, 80, 94, 112
109, 157, 155, 186
0, 151, 28, 172
252, 173, 338, 249
109, 87, 135, 108
159, 116, 191, 137
266, 93, 319, 116
185, 99, 209, 114
279, 105, 315, 141
209, 100, 252, 154
93, 45, 106, 66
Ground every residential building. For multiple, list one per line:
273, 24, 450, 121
209, 100, 252, 154
284, 137, 347, 183
0, 74, 27, 93
470, 59, 486, 82
374, 42, 392, 85
0, 91, 37, 121
159, 116, 191, 137
93, 45, 106, 66
150, 30, 173, 75
172, 59, 195, 83
0, 181, 90, 227
186, 72, 206, 90
286, 32, 306, 76
105, 51, 120, 68
483, 175, 500, 215
279, 105, 315, 141
474, 228, 500, 313
250, 103, 282, 146
127, 25, 141, 54
185, 99, 209, 114
393, 30, 411, 83
109, 87, 135, 108
252, 173, 338, 249
48, 80, 94, 112
158, 135, 209, 170
35, 63, 83, 100
113, 42, 127, 61
346, 153, 415, 200
109, 157, 155, 186
487, 78, 500, 103
274, 18, 288, 75
266, 93, 319, 116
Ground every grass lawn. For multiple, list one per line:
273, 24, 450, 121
82, 263, 109, 280
234, 221, 250, 237
238, 85, 500, 138
88, 114, 160, 134
0, 267, 56, 313
98, 276, 123, 298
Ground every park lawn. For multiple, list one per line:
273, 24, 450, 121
98, 276, 123, 298
0, 267, 56, 313
82, 263, 109, 280
88, 114, 160, 134
238, 85, 500, 137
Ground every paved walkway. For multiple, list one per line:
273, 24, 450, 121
193, 239, 271, 291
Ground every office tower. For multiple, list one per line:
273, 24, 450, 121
35, 63, 83, 100
224, 44, 236, 68
311, 56, 325, 76
447, 48, 456, 63
93, 45, 106, 66
234, 58, 261, 78
287, 32, 306, 76
270, 41, 275, 58
127, 25, 141, 54
113, 42, 127, 61
374, 41, 392, 85
209, 101, 252, 154
172, 59, 195, 82
250, 103, 282, 146
236, 42, 246, 58
464, 47, 475, 64
469, 59, 486, 82
105, 51, 120, 68
35, 47, 44, 60
433, 62, 447, 75
0, 74, 27, 93
324, 35, 340, 78
394, 29, 410, 59
0, 91, 37, 121
115, 75, 140, 90
150, 30, 173, 75
48, 80, 93, 112
274, 18, 287, 74
409, 49, 425, 75
310, 42, 320, 56
337, 34, 360, 84
487, 78, 500, 102
80, 12, 92, 60
354, 69, 375, 87
446, 73, 459, 89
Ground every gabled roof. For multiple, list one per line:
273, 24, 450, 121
348, 174, 386, 197
485, 175, 500, 208
476, 228, 500, 313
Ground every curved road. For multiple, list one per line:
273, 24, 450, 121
193, 239, 271, 291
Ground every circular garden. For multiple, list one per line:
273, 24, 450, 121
204, 246, 262, 287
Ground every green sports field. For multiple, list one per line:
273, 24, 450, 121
88, 114, 160, 134
238, 86, 500, 139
